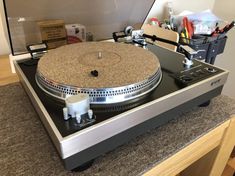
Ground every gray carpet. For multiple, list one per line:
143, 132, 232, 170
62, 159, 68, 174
0, 83, 235, 176
0, 83, 69, 175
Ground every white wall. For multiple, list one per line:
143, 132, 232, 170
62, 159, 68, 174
213, 0, 235, 99
147, 0, 215, 21
0, 0, 10, 55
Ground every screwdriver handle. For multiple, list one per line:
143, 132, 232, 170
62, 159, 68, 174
222, 21, 235, 33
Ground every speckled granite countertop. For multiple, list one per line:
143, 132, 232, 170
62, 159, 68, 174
0, 83, 235, 176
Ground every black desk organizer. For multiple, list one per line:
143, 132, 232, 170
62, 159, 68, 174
179, 35, 227, 65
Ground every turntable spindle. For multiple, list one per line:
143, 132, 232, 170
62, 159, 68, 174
98, 51, 102, 59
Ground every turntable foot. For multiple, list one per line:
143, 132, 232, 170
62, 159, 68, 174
199, 100, 211, 107
71, 159, 94, 172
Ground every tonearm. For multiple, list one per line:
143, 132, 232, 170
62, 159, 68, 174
113, 27, 198, 67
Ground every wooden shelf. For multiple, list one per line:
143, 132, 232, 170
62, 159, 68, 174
144, 115, 235, 176
0, 55, 18, 86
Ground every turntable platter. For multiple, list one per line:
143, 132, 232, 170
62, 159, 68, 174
36, 42, 162, 104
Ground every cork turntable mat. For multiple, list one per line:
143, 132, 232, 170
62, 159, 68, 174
37, 42, 160, 88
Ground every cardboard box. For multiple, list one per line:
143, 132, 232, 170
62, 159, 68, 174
65, 24, 86, 44
37, 19, 67, 49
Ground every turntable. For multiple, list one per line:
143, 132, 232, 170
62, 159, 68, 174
4, 0, 229, 171
13, 41, 228, 170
